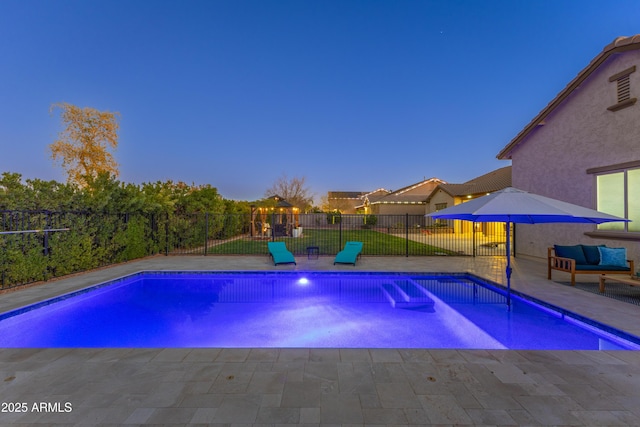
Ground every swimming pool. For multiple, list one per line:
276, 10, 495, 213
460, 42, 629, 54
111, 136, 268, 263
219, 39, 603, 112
1, 271, 638, 349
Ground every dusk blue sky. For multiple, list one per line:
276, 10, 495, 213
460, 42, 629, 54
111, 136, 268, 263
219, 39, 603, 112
1, 1, 639, 203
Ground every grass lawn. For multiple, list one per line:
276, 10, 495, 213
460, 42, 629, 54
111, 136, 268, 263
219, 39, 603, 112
207, 228, 457, 256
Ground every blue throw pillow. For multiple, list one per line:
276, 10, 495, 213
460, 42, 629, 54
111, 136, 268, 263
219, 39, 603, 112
581, 245, 605, 265
598, 247, 627, 267
554, 245, 587, 265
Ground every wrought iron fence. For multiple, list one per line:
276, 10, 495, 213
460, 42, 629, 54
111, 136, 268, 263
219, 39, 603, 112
0, 210, 166, 289
0, 210, 512, 290
205, 212, 511, 258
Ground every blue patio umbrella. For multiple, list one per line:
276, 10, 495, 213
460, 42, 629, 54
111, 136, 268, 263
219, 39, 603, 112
426, 187, 629, 307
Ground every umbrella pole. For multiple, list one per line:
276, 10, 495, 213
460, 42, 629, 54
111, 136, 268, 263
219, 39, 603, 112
506, 221, 512, 309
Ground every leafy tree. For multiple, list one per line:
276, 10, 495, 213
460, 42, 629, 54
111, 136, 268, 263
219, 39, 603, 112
25, 178, 81, 211
140, 181, 178, 214
49, 102, 120, 187
83, 172, 145, 213
174, 183, 225, 214
264, 174, 314, 211
0, 172, 27, 210
0, 172, 81, 211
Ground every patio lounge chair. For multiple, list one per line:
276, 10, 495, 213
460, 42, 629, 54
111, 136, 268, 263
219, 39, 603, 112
268, 241, 296, 266
334, 241, 363, 265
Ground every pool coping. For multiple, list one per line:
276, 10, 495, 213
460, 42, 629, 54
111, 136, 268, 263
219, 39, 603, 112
3, 255, 640, 425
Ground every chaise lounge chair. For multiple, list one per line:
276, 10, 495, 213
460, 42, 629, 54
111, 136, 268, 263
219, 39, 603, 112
333, 241, 363, 265
268, 241, 296, 266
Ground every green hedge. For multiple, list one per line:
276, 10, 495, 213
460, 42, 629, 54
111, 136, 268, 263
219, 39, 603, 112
0, 211, 254, 289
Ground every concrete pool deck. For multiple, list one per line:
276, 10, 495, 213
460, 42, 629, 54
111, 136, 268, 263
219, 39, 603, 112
1, 254, 640, 425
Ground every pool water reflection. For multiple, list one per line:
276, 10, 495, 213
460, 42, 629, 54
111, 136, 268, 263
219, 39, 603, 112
0, 272, 638, 350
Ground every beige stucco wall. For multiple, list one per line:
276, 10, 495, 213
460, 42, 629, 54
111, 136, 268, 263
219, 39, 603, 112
509, 50, 640, 262
426, 189, 453, 212
328, 199, 360, 214
425, 189, 458, 230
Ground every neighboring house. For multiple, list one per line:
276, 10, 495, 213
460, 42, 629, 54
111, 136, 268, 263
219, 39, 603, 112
325, 189, 391, 214
362, 178, 445, 215
325, 191, 369, 214
497, 35, 640, 261
355, 188, 392, 213
425, 166, 512, 234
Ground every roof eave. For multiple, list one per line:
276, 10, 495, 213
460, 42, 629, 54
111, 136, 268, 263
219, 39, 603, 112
497, 36, 640, 160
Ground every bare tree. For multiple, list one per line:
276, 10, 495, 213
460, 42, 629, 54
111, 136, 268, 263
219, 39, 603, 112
264, 174, 314, 211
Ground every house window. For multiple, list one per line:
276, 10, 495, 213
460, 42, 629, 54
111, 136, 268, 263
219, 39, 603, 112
607, 66, 637, 111
596, 167, 640, 232
434, 203, 448, 224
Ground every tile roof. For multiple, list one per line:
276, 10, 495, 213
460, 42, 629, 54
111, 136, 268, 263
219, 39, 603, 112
498, 35, 640, 159
364, 188, 391, 203
374, 194, 430, 204
429, 166, 511, 199
265, 195, 294, 207
389, 177, 446, 195
461, 165, 512, 194
353, 189, 392, 208
371, 178, 445, 204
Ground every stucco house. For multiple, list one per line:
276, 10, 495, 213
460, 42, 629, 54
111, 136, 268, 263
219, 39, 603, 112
497, 35, 640, 262
361, 178, 445, 215
325, 191, 369, 214
324, 189, 391, 214
425, 166, 512, 235
357, 188, 392, 212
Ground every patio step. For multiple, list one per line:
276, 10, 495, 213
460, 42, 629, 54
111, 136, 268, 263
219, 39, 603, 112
381, 279, 434, 309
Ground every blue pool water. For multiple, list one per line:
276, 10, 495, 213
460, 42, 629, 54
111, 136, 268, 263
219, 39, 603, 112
0, 272, 638, 350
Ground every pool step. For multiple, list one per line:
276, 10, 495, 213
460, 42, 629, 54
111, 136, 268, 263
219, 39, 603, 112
381, 279, 434, 309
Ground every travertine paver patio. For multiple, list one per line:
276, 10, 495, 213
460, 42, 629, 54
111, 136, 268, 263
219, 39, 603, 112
1, 254, 640, 426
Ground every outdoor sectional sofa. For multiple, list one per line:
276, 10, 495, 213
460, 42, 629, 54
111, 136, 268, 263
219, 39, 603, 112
548, 244, 635, 286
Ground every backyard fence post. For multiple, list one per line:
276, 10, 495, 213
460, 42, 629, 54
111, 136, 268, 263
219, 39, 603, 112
473, 222, 476, 257
250, 206, 255, 237
271, 212, 275, 241
339, 217, 342, 251
43, 230, 49, 282
405, 213, 409, 257
43, 210, 49, 256
512, 224, 516, 258
165, 213, 169, 256
204, 213, 209, 256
